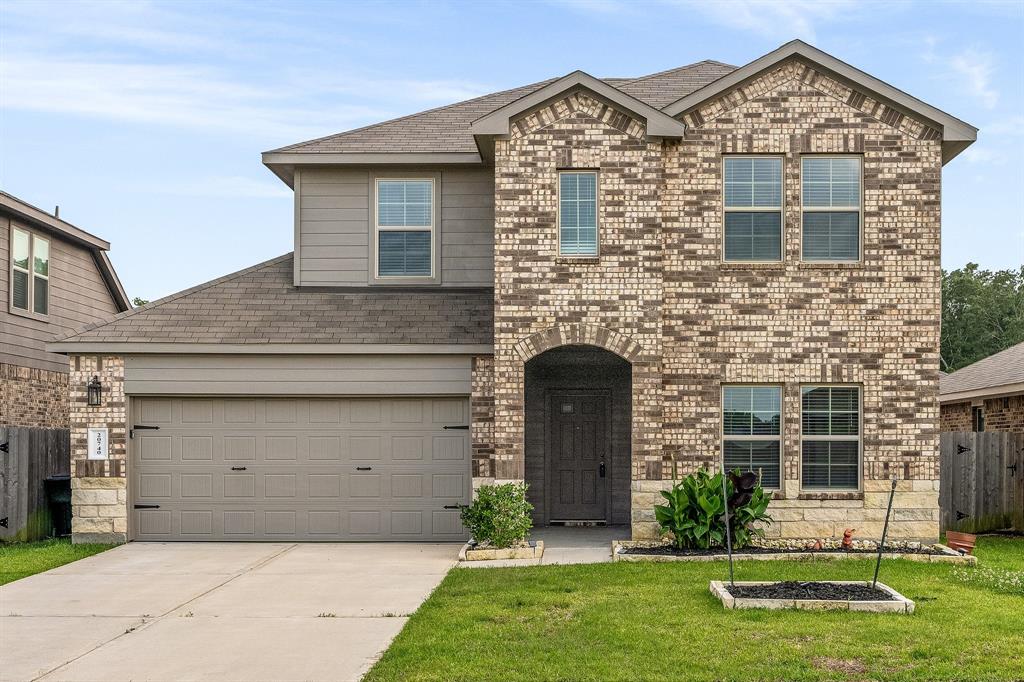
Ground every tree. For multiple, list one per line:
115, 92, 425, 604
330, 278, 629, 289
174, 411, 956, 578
132, 297, 149, 307
941, 264, 1024, 372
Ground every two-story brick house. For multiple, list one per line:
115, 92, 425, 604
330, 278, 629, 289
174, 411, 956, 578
1, 192, 130, 428
50, 40, 976, 545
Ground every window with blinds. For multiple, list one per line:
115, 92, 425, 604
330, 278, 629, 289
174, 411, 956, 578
801, 386, 861, 490
559, 171, 598, 256
11, 227, 48, 315
722, 385, 782, 489
376, 179, 433, 277
801, 157, 861, 261
723, 157, 783, 261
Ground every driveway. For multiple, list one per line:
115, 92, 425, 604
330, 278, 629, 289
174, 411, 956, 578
0, 542, 458, 682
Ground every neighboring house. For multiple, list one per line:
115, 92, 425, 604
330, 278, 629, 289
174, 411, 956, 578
1, 192, 130, 428
940, 342, 1024, 433
50, 40, 976, 545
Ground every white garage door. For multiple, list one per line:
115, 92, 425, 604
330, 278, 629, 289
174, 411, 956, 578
130, 397, 471, 541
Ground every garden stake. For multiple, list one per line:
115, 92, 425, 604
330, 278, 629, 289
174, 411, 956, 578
721, 464, 734, 589
872, 478, 897, 589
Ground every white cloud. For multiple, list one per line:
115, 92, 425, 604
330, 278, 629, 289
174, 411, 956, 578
657, 0, 858, 42
949, 48, 999, 109
983, 116, 1024, 136
961, 146, 1001, 164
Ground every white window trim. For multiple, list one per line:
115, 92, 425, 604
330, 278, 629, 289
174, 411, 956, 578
799, 155, 864, 263
557, 170, 600, 258
9, 224, 49, 319
721, 155, 785, 264
799, 384, 863, 492
721, 384, 783, 490
373, 177, 436, 280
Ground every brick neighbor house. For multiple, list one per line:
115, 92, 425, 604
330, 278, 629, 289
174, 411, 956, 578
49, 40, 976, 544
940, 342, 1024, 433
1, 192, 130, 428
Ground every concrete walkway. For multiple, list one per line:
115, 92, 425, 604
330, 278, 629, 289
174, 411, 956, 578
0, 542, 458, 682
458, 526, 630, 568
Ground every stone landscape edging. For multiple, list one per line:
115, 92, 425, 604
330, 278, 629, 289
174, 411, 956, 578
612, 540, 977, 565
458, 540, 545, 562
709, 580, 916, 613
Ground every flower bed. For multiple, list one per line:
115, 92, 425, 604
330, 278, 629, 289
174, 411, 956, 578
613, 539, 976, 564
710, 580, 915, 613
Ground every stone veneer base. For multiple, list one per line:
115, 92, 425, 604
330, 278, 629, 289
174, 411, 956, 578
709, 580, 915, 613
613, 541, 975, 565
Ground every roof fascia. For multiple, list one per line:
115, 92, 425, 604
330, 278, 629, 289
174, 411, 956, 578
940, 382, 1024, 404
47, 342, 495, 355
95, 250, 132, 312
263, 152, 484, 188
0, 194, 111, 250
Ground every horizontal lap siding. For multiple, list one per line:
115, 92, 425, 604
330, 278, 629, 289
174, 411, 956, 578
124, 354, 473, 395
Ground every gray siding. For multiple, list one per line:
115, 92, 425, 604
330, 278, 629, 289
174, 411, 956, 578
296, 166, 494, 287
124, 354, 473, 396
1, 215, 122, 373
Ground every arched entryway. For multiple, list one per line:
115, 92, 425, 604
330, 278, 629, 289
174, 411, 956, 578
524, 345, 631, 526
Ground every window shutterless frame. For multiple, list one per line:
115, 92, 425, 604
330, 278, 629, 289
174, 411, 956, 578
371, 176, 438, 283
720, 384, 783, 490
798, 384, 863, 492
9, 224, 49, 319
721, 155, 785, 263
799, 154, 863, 263
556, 170, 600, 258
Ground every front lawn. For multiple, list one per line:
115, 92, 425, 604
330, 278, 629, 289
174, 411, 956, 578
0, 538, 112, 585
366, 536, 1024, 682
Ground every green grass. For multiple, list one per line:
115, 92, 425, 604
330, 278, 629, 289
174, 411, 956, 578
0, 538, 113, 585
366, 536, 1024, 682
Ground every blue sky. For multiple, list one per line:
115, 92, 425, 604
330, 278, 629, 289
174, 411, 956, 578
1, 0, 1021, 301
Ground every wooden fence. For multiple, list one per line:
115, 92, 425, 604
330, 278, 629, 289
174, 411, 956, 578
939, 431, 1024, 533
0, 427, 70, 542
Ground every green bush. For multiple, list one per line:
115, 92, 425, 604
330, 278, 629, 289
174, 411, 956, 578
460, 483, 534, 548
654, 467, 772, 550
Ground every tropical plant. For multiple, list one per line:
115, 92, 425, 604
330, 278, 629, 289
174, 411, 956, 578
654, 466, 772, 550
460, 483, 533, 548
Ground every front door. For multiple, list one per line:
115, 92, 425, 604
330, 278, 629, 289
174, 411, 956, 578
547, 392, 609, 522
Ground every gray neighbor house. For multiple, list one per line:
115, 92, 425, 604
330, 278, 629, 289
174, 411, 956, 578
49, 40, 976, 545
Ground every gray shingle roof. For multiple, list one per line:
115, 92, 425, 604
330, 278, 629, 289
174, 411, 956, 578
940, 342, 1024, 399
55, 254, 493, 346
268, 61, 736, 156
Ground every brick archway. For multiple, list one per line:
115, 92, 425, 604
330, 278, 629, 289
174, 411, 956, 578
513, 323, 646, 364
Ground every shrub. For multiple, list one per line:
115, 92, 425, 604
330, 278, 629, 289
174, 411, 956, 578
654, 467, 772, 550
460, 483, 534, 548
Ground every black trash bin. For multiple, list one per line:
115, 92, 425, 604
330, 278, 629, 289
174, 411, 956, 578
44, 474, 72, 538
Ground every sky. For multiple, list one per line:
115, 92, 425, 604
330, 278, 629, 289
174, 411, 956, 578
1, 0, 1022, 302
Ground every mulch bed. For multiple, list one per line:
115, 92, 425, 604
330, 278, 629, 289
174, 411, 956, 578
620, 544, 947, 557
728, 581, 896, 601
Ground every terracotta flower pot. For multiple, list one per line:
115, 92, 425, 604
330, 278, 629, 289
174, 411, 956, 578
946, 531, 977, 555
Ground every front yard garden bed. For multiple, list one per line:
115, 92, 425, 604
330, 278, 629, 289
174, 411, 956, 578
613, 539, 976, 564
710, 580, 915, 613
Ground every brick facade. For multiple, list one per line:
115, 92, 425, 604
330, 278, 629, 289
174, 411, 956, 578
478, 59, 944, 541
941, 394, 1024, 433
0, 362, 69, 428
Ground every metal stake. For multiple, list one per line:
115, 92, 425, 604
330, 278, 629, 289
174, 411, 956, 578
721, 465, 734, 588
872, 477, 897, 589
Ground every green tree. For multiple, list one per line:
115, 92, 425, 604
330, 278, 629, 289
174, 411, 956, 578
131, 297, 149, 307
941, 264, 1024, 372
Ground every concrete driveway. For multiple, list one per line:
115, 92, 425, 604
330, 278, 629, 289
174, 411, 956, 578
0, 542, 458, 682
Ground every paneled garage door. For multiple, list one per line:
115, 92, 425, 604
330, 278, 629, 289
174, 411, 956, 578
130, 397, 471, 541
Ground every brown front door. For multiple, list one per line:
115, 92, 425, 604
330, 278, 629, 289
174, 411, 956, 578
547, 391, 609, 522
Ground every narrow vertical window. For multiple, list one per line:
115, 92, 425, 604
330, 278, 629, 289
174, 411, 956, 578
801, 386, 861, 490
559, 171, 598, 256
723, 157, 783, 261
972, 406, 985, 432
376, 179, 433, 277
722, 386, 782, 488
32, 235, 49, 314
11, 227, 30, 311
801, 156, 861, 261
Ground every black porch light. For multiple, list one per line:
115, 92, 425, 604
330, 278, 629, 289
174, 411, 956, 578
86, 376, 102, 406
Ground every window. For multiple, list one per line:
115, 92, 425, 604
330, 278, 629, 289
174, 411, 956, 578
11, 227, 48, 315
722, 386, 781, 488
559, 171, 598, 256
375, 179, 433, 278
723, 157, 783, 261
801, 386, 860, 490
801, 156, 861, 261
972, 406, 985, 432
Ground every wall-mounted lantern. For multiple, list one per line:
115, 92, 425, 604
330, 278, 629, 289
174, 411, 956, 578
86, 376, 102, 407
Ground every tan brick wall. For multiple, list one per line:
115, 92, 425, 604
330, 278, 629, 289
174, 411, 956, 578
69, 354, 127, 543
940, 401, 972, 431
0, 362, 69, 428
482, 60, 944, 542
943, 394, 1024, 433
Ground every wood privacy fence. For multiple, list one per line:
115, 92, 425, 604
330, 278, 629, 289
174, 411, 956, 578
939, 431, 1024, 533
0, 427, 70, 542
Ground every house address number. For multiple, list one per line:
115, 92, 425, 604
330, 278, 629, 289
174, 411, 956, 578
87, 428, 109, 460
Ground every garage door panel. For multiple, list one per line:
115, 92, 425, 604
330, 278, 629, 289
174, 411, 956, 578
132, 397, 470, 541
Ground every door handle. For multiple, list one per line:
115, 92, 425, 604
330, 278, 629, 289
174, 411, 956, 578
134, 504, 160, 510
599, 461, 606, 478
230, 466, 247, 471
356, 466, 372, 471
443, 505, 464, 510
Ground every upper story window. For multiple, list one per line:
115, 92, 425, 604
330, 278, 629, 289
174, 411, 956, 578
11, 226, 49, 316
723, 157, 783, 262
375, 179, 434, 278
559, 171, 598, 256
801, 156, 861, 262
801, 385, 861, 490
722, 385, 782, 489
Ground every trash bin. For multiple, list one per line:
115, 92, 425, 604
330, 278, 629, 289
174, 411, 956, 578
44, 474, 72, 538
